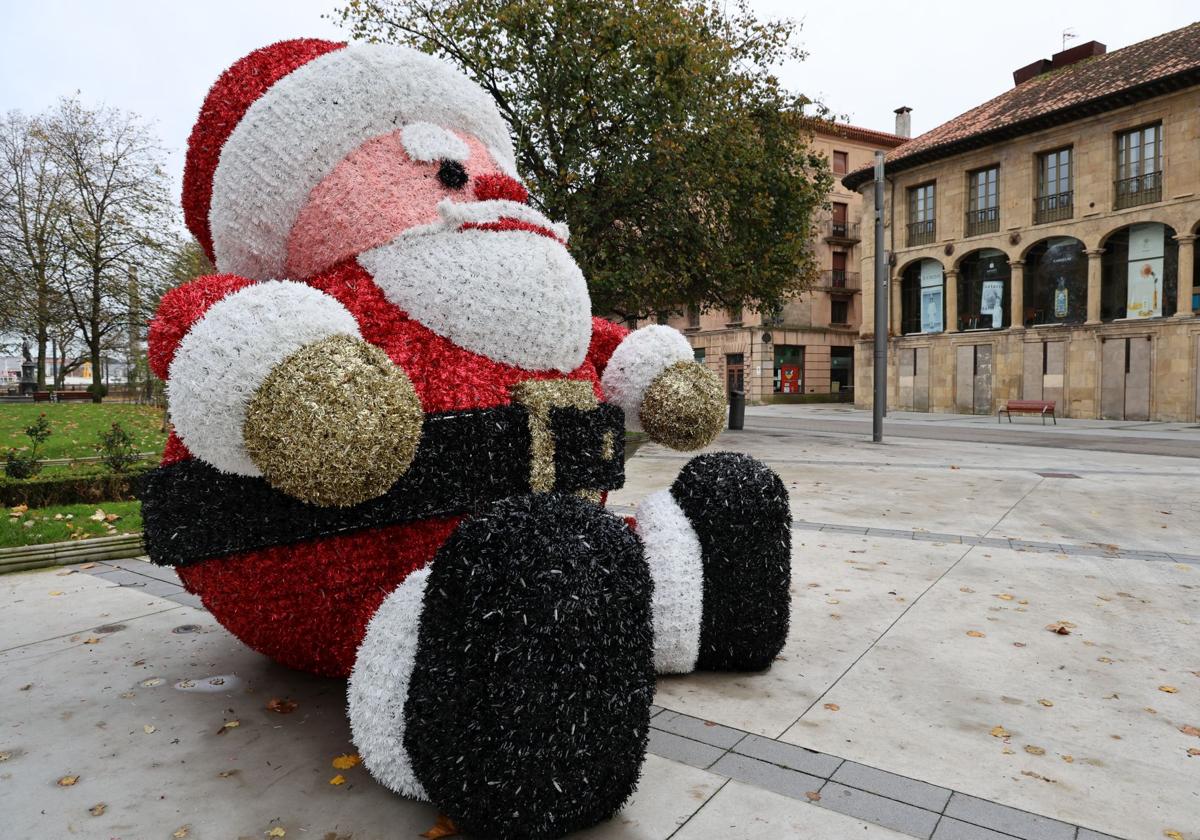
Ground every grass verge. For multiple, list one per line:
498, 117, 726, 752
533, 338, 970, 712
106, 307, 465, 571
3, 501, 142, 548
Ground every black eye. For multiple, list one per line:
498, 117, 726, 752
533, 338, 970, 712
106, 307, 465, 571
438, 159, 468, 189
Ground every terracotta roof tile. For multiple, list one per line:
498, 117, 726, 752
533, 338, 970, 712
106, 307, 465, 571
843, 21, 1200, 189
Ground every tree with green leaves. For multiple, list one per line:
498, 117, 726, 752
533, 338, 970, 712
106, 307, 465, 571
333, 0, 833, 321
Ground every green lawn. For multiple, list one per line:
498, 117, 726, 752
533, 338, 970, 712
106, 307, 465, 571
1, 403, 167, 461
2, 500, 142, 548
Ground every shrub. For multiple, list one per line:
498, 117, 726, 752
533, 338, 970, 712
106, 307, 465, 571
98, 422, 139, 473
0, 463, 152, 507
4, 413, 52, 479
87, 383, 108, 401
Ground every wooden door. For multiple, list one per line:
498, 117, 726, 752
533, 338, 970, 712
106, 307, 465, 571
955, 345, 975, 413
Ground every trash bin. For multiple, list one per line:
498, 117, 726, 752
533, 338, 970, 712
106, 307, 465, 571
728, 390, 745, 430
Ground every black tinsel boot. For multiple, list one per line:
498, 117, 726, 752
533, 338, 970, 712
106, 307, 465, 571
348, 493, 655, 840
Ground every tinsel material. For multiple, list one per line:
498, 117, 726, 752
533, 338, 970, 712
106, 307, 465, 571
182, 38, 345, 263
600, 325, 695, 434
244, 335, 423, 506
139, 402, 624, 567
147, 274, 255, 379
639, 360, 725, 451
400, 122, 469, 163
437, 159, 469, 189
634, 489, 704, 674
402, 494, 654, 840
177, 517, 461, 677
472, 172, 529, 204
670, 453, 792, 672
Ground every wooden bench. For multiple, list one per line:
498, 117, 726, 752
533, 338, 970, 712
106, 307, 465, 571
32, 390, 93, 403
998, 400, 1056, 425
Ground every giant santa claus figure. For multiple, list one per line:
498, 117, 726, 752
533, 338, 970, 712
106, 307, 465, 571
141, 39, 792, 839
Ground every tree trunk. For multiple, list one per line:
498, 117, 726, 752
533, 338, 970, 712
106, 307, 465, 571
36, 324, 47, 389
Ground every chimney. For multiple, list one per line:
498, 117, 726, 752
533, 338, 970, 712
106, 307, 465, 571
1014, 40, 1105, 85
894, 106, 912, 139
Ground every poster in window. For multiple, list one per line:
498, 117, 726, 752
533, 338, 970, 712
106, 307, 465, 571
778, 364, 800, 394
919, 260, 943, 333
981, 280, 1004, 328
1053, 281, 1069, 319
1126, 222, 1164, 319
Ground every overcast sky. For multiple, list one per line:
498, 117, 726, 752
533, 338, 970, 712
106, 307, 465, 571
1, 0, 1197, 203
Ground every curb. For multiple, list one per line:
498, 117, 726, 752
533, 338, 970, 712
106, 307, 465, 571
0, 533, 145, 575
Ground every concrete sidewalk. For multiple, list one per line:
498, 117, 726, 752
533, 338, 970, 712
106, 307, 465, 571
2, 424, 1198, 839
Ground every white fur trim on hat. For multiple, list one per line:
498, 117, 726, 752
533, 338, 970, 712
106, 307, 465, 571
600, 325, 694, 431
167, 281, 362, 476
348, 566, 431, 801
635, 489, 703, 674
210, 44, 516, 281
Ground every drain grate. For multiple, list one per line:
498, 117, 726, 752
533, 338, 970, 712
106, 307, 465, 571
1036, 472, 1081, 479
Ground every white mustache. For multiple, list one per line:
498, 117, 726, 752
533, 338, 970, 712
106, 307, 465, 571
401, 198, 570, 242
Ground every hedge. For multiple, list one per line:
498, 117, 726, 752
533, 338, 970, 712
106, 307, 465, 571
0, 464, 152, 507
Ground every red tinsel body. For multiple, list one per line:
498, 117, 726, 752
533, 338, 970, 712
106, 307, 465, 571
169, 258, 627, 677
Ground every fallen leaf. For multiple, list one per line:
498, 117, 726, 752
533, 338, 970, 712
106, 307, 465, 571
805, 790, 821, 801
266, 698, 297, 714
218, 769, 238, 778
332, 753, 361, 770
143, 725, 156, 734
57, 775, 79, 786
1159, 685, 1179, 694
1180, 725, 1200, 737
1018, 599, 1029, 605
1098, 657, 1114, 664
990, 725, 1010, 738
49, 591, 64, 597
79, 562, 95, 569
996, 594, 1014, 601
329, 774, 346, 785
1187, 748, 1200, 757
959, 586, 976, 593
10, 504, 28, 515
1024, 745, 1046, 756
1045, 622, 1073, 635
267, 829, 286, 838
88, 803, 106, 816
1001, 747, 1015, 754
823, 703, 840, 712
216, 720, 240, 735
1164, 832, 1183, 840
89, 509, 105, 522
1038, 699, 1054, 707
1013, 642, 1027, 648
83, 637, 101, 645
1146, 708, 1158, 714
966, 630, 986, 638
421, 814, 459, 839
1060, 755, 1074, 763
173, 826, 190, 838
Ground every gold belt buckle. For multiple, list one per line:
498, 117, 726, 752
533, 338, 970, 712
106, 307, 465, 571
510, 380, 612, 502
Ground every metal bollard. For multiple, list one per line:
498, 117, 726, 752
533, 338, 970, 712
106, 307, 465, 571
728, 390, 745, 430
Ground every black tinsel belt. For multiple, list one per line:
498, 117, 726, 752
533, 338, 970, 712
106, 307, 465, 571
138, 403, 625, 568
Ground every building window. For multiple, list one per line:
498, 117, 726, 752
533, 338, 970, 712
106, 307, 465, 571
725, 353, 745, 395
726, 305, 743, 325
686, 304, 701, 329
957, 249, 1009, 330
1034, 147, 1072, 223
900, 258, 944, 334
1023, 237, 1087, 326
830, 202, 850, 238
1100, 222, 1178, 320
774, 345, 803, 393
1114, 123, 1163, 209
907, 183, 936, 246
694, 347, 706, 364
831, 251, 848, 288
830, 346, 853, 392
830, 298, 850, 325
965, 166, 1000, 236
832, 150, 849, 175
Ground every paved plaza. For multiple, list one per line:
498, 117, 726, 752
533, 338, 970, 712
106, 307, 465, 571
2, 406, 1197, 839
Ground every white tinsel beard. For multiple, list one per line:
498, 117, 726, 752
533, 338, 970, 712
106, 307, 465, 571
358, 226, 593, 373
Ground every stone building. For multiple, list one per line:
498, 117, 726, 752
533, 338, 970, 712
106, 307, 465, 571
649, 120, 905, 404
844, 23, 1200, 421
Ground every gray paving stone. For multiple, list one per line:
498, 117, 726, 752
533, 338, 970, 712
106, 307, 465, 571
645, 728, 725, 770
817, 782, 940, 839
932, 817, 1020, 839
977, 538, 1013, 548
651, 710, 745, 749
88, 567, 162, 588
913, 532, 961, 543
708, 753, 824, 801
832, 761, 951, 812
1009, 541, 1051, 552
820, 524, 869, 534
104, 561, 180, 585
731, 733, 842, 778
161, 591, 205, 610
1077, 829, 1123, 840
648, 704, 663, 718
944, 793, 1074, 840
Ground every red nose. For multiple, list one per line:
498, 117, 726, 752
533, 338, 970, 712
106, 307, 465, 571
473, 173, 529, 204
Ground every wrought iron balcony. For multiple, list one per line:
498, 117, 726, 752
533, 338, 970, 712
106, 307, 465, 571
1114, 171, 1162, 210
819, 270, 861, 291
824, 220, 861, 243
965, 206, 999, 237
1033, 191, 1073, 224
906, 219, 936, 247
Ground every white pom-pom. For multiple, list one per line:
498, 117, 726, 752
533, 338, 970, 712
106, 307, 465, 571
635, 489, 703, 674
600, 325, 694, 431
348, 566, 431, 801
167, 281, 361, 476
400, 122, 469, 162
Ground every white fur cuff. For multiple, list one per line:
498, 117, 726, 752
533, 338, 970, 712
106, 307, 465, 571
348, 566, 431, 801
167, 280, 362, 476
635, 489, 703, 674
600, 325, 694, 431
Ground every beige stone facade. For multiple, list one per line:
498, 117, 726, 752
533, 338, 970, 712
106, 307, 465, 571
648, 123, 904, 404
850, 35, 1200, 421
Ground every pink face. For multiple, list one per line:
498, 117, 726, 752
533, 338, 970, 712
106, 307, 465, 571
285, 125, 557, 279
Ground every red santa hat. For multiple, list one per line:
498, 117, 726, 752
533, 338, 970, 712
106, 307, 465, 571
182, 39, 517, 282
